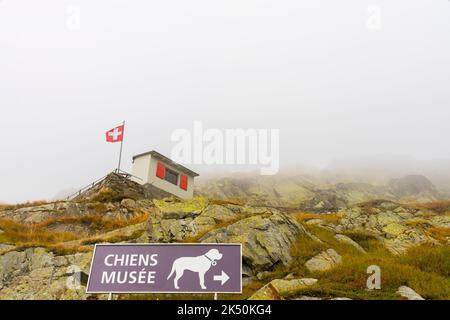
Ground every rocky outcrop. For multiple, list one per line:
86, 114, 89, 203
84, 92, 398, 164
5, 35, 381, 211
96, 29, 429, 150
305, 249, 342, 272
63, 222, 148, 247
249, 278, 318, 300
147, 197, 311, 276
1, 172, 447, 301
388, 175, 441, 201
0, 198, 153, 225
299, 198, 448, 255
197, 174, 446, 208
0, 247, 96, 300
149, 197, 231, 242
335, 201, 441, 254
200, 212, 310, 276
298, 191, 348, 213
195, 175, 316, 208
0, 202, 83, 224
74, 172, 172, 202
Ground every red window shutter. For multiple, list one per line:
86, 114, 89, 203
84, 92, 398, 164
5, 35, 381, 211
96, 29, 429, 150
156, 162, 166, 179
180, 175, 188, 190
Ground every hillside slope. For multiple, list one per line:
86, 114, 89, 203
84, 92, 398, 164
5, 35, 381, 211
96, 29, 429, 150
0, 174, 448, 300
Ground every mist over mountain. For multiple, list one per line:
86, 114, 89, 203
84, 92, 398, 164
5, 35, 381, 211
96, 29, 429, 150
196, 161, 448, 210
326, 156, 450, 194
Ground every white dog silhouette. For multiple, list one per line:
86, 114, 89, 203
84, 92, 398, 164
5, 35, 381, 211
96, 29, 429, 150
167, 249, 223, 290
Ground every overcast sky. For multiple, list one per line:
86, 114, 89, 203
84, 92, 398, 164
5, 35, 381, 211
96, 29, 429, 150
1, 0, 449, 203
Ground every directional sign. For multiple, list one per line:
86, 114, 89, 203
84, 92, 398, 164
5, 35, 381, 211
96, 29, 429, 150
86, 243, 242, 294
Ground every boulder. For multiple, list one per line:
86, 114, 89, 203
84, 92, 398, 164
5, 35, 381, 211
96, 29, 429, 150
201, 212, 311, 275
295, 296, 322, 300
298, 191, 347, 213
295, 296, 351, 300
0, 248, 98, 299
0, 244, 15, 255
149, 197, 288, 246
149, 198, 233, 242
305, 249, 342, 272
334, 234, 366, 253
270, 278, 318, 295
248, 283, 281, 300
396, 286, 425, 300
382, 223, 407, 237
153, 197, 208, 219
430, 216, 450, 229
248, 278, 317, 300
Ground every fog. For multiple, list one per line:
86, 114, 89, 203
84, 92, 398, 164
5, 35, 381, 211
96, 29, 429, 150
1, 1, 449, 202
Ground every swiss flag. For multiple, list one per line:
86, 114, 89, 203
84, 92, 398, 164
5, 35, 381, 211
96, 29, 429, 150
106, 125, 124, 143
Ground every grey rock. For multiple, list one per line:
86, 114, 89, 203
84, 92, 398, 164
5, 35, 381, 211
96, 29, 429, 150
201, 212, 311, 275
305, 249, 342, 272
0, 248, 94, 300
334, 234, 366, 253
121, 198, 136, 209
295, 296, 322, 300
396, 286, 425, 300
249, 278, 318, 300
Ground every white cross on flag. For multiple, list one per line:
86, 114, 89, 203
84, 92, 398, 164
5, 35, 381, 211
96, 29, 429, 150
106, 124, 124, 143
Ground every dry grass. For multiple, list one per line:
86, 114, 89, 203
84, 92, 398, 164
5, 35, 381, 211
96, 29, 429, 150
80, 229, 145, 246
88, 187, 125, 203
86, 202, 109, 214
425, 226, 450, 244
404, 220, 450, 243
0, 218, 79, 245
294, 251, 450, 300
292, 212, 343, 224
412, 201, 450, 215
209, 198, 245, 206
0, 200, 50, 212
10, 243, 92, 256
0, 210, 149, 254
399, 245, 450, 277
355, 199, 396, 215
269, 224, 450, 300
39, 211, 149, 233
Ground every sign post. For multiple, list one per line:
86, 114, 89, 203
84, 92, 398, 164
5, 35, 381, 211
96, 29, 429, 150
86, 243, 242, 295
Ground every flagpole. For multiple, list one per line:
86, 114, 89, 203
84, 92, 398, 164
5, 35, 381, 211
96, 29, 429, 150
117, 120, 125, 174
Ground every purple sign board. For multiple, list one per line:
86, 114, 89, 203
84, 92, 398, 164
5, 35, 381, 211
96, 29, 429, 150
86, 244, 242, 294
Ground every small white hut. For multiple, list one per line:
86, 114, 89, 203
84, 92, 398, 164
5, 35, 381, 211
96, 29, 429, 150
131, 150, 199, 199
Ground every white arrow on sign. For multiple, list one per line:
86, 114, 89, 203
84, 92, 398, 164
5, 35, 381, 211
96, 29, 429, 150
213, 271, 230, 286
